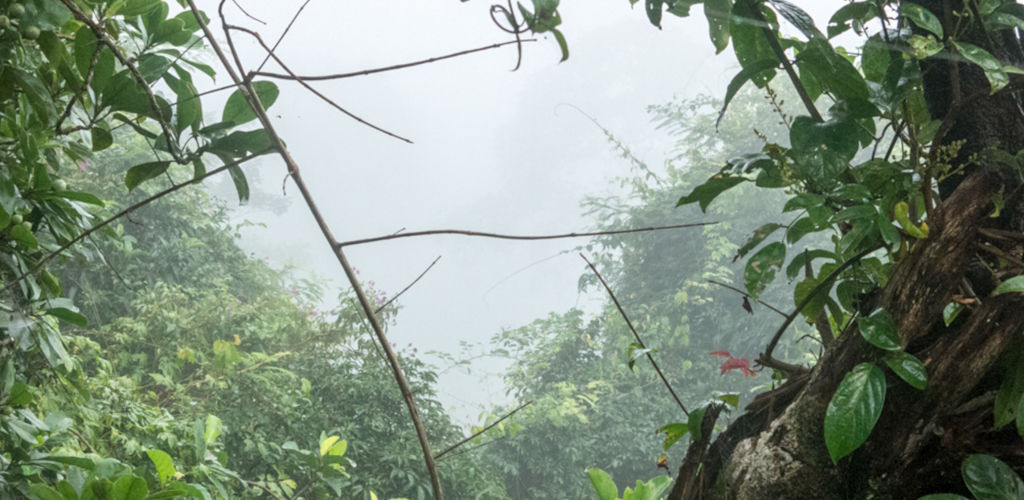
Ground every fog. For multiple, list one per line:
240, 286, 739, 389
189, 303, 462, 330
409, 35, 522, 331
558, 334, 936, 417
197, 0, 841, 425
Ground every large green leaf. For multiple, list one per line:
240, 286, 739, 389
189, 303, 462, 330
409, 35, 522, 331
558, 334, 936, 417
961, 454, 1024, 500
901, 3, 943, 38
124, 161, 170, 191
688, 404, 708, 441
730, 0, 777, 86
676, 173, 747, 212
222, 81, 279, 126
796, 39, 870, 102
858, 309, 901, 351
658, 422, 689, 450
587, 468, 619, 500
768, 0, 822, 40
109, 474, 148, 500
146, 449, 176, 485
824, 362, 886, 464
953, 41, 1009, 93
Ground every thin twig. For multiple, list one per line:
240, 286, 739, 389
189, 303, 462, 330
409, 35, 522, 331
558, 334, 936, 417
0, 151, 267, 297
231, 0, 266, 24
337, 222, 715, 248
707, 279, 787, 317
227, 24, 413, 143
434, 401, 531, 460
56, 44, 102, 134
255, 0, 312, 73
436, 436, 507, 462
760, 247, 875, 373
750, 3, 823, 122
255, 40, 536, 81
375, 256, 442, 314
189, 3, 443, 497
581, 253, 689, 417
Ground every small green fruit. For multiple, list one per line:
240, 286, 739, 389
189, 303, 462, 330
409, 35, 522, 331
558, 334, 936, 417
0, 15, 10, 29
22, 25, 39, 40
8, 3, 24, 18
21, 221, 32, 231
53, 179, 67, 191
10, 214, 22, 225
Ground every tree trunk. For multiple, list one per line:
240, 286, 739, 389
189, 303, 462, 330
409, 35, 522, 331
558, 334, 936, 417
671, 1, 1024, 498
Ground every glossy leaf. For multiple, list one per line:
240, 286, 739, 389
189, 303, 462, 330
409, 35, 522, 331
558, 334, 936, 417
769, 0, 822, 40
858, 309, 901, 351
953, 41, 1009, 93
885, 351, 927, 390
824, 362, 886, 464
901, 3, 943, 38
688, 404, 708, 441
961, 454, 1024, 500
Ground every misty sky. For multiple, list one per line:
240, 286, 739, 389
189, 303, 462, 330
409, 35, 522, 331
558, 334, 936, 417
196, 0, 842, 425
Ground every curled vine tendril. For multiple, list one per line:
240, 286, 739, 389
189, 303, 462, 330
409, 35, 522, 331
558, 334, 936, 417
488, 0, 530, 70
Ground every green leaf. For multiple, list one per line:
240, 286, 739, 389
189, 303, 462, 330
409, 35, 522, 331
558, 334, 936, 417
125, 161, 170, 191
953, 41, 1009, 93
688, 404, 708, 441
222, 81, 279, 126
961, 454, 1024, 500
587, 468, 619, 500
858, 309, 901, 351
730, 0, 777, 86
943, 302, 963, 326
827, 2, 876, 38
227, 165, 249, 204
797, 39, 869, 101
769, 0, 822, 40
704, 0, 732, 53
146, 449, 175, 485
715, 392, 740, 408
551, 28, 570, 62
110, 474, 148, 500
11, 224, 38, 250
718, 59, 778, 125
204, 415, 222, 444
1016, 393, 1024, 437
658, 422, 689, 450
744, 241, 785, 296
901, 3, 943, 38
736, 223, 782, 260
917, 495, 970, 500
995, 345, 1024, 429
645, 0, 664, 28
885, 351, 927, 390
676, 174, 747, 212
46, 307, 87, 327
994, 276, 1024, 295
91, 127, 113, 152
824, 362, 886, 464
28, 484, 64, 500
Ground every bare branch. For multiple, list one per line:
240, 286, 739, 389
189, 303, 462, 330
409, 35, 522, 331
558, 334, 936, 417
227, 24, 413, 143
581, 253, 689, 417
434, 401, 531, 460
337, 222, 715, 248
255, 0, 312, 73
255, 40, 536, 81
707, 279, 787, 317
231, 0, 267, 25
187, 3, 443, 497
750, 4, 822, 122
375, 256, 442, 314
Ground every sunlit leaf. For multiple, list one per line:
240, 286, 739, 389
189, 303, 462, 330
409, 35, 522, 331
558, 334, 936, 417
146, 449, 175, 485
587, 467, 619, 500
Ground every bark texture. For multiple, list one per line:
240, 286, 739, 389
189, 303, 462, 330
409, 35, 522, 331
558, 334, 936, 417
669, 1, 1024, 498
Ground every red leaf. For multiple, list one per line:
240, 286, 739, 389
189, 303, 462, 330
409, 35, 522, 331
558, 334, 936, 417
720, 357, 754, 377
710, 350, 732, 358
